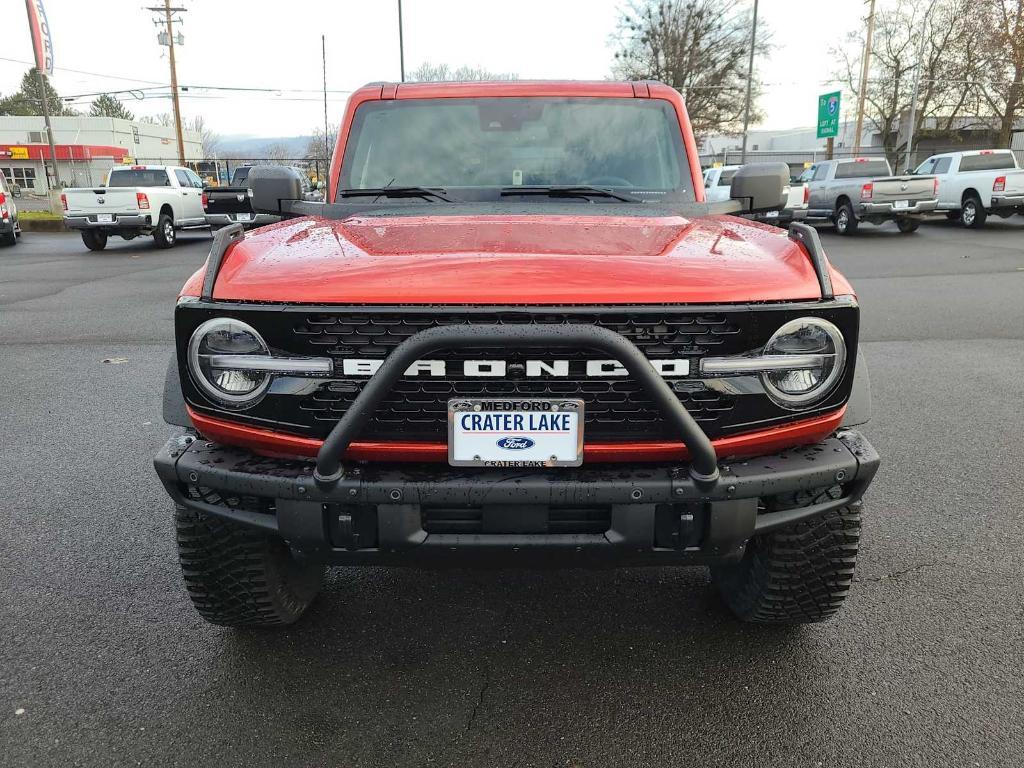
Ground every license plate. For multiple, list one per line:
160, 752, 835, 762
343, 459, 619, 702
448, 398, 583, 467
764, 210, 779, 218
235, 212, 251, 221
893, 200, 909, 210
97, 214, 113, 223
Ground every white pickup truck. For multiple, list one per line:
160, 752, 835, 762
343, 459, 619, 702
702, 164, 807, 225
61, 165, 207, 251
913, 149, 1024, 228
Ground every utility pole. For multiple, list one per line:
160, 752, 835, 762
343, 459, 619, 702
398, 0, 405, 82
853, 0, 876, 154
739, 0, 759, 164
34, 66, 60, 191
903, 0, 937, 173
147, 2, 187, 164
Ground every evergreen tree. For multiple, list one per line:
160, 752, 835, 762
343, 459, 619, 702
0, 69, 76, 116
89, 93, 134, 121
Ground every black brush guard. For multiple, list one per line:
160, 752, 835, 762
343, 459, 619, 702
310, 324, 721, 489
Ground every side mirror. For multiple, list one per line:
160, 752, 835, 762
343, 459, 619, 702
248, 165, 304, 214
729, 162, 789, 212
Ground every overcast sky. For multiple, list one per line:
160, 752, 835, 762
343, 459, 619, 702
1, 0, 869, 139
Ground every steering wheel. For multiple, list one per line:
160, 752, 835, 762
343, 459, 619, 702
585, 176, 634, 188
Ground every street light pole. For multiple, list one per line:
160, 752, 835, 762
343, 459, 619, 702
739, 0, 759, 164
903, 0, 937, 173
322, 34, 330, 166
398, 0, 405, 82
853, 0, 877, 154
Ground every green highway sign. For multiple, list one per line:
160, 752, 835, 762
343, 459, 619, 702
817, 91, 841, 139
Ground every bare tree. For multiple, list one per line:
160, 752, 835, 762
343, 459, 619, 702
188, 115, 221, 158
976, 0, 1024, 145
408, 62, 518, 82
138, 113, 175, 126
611, 0, 767, 140
263, 143, 291, 162
833, 0, 985, 162
305, 124, 338, 160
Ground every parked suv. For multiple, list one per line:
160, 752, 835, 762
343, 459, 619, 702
0, 170, 20, 246
803, 157, 937, 234
155, 81, 879, 629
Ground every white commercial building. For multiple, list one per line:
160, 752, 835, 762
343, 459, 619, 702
0, 115, 202, 194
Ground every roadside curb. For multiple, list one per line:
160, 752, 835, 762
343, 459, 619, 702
18, 219, 69, 233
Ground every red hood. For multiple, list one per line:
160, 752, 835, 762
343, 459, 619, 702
185, 214, 852, 304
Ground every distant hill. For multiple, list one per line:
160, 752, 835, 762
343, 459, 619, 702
216, 134, 313, 159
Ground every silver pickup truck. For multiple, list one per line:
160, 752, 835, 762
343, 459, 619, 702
802, 157, 938, 235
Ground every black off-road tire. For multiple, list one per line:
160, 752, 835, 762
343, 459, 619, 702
711, 502, 862, 624
153, 212, 177, 248
1, 230, 16, 246
960, 195, 987, 229
174, 503, 325, 627
834, 201, 858, 235
896, 218, 919, 233
81, 230, 108, 251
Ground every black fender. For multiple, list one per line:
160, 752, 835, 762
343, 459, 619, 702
162, 353, 191, 427
842, 348, 872, 427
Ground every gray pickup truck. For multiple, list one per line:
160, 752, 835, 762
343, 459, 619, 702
802, 157, 937, 235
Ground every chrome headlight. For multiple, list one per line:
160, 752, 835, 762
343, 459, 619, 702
187, 318, 272, 406
760, 318, 846, 407
186, 317, 334, 408
700, 316, 847, 408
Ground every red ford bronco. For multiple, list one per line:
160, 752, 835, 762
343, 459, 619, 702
155, 81, 878, 627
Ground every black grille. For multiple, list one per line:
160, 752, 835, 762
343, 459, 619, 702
288, 311, 740, 441
176, 303, 859, 446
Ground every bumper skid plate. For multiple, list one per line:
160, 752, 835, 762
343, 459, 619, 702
155, 429, 879, 567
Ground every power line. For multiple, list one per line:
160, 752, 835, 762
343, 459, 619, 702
0, 55, 167, 86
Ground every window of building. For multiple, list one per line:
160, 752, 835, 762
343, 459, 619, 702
0, 166, 37, 187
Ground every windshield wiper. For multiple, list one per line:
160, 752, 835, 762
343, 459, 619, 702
500, 185, 643, 203
337, 186, 453, 202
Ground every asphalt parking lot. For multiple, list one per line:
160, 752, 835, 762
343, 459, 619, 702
2, 217, 1023, 768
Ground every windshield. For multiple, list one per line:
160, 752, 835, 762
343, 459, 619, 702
340, 97, 693, 201
108, 169, 170, 187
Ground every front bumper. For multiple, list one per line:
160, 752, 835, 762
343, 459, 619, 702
858, 199, 938, 216
64, 214, 152, 229
154, 429, 879, 567
205, 212, 280, 228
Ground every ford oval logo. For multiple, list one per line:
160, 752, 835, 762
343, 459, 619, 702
496, 437, 535, 451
